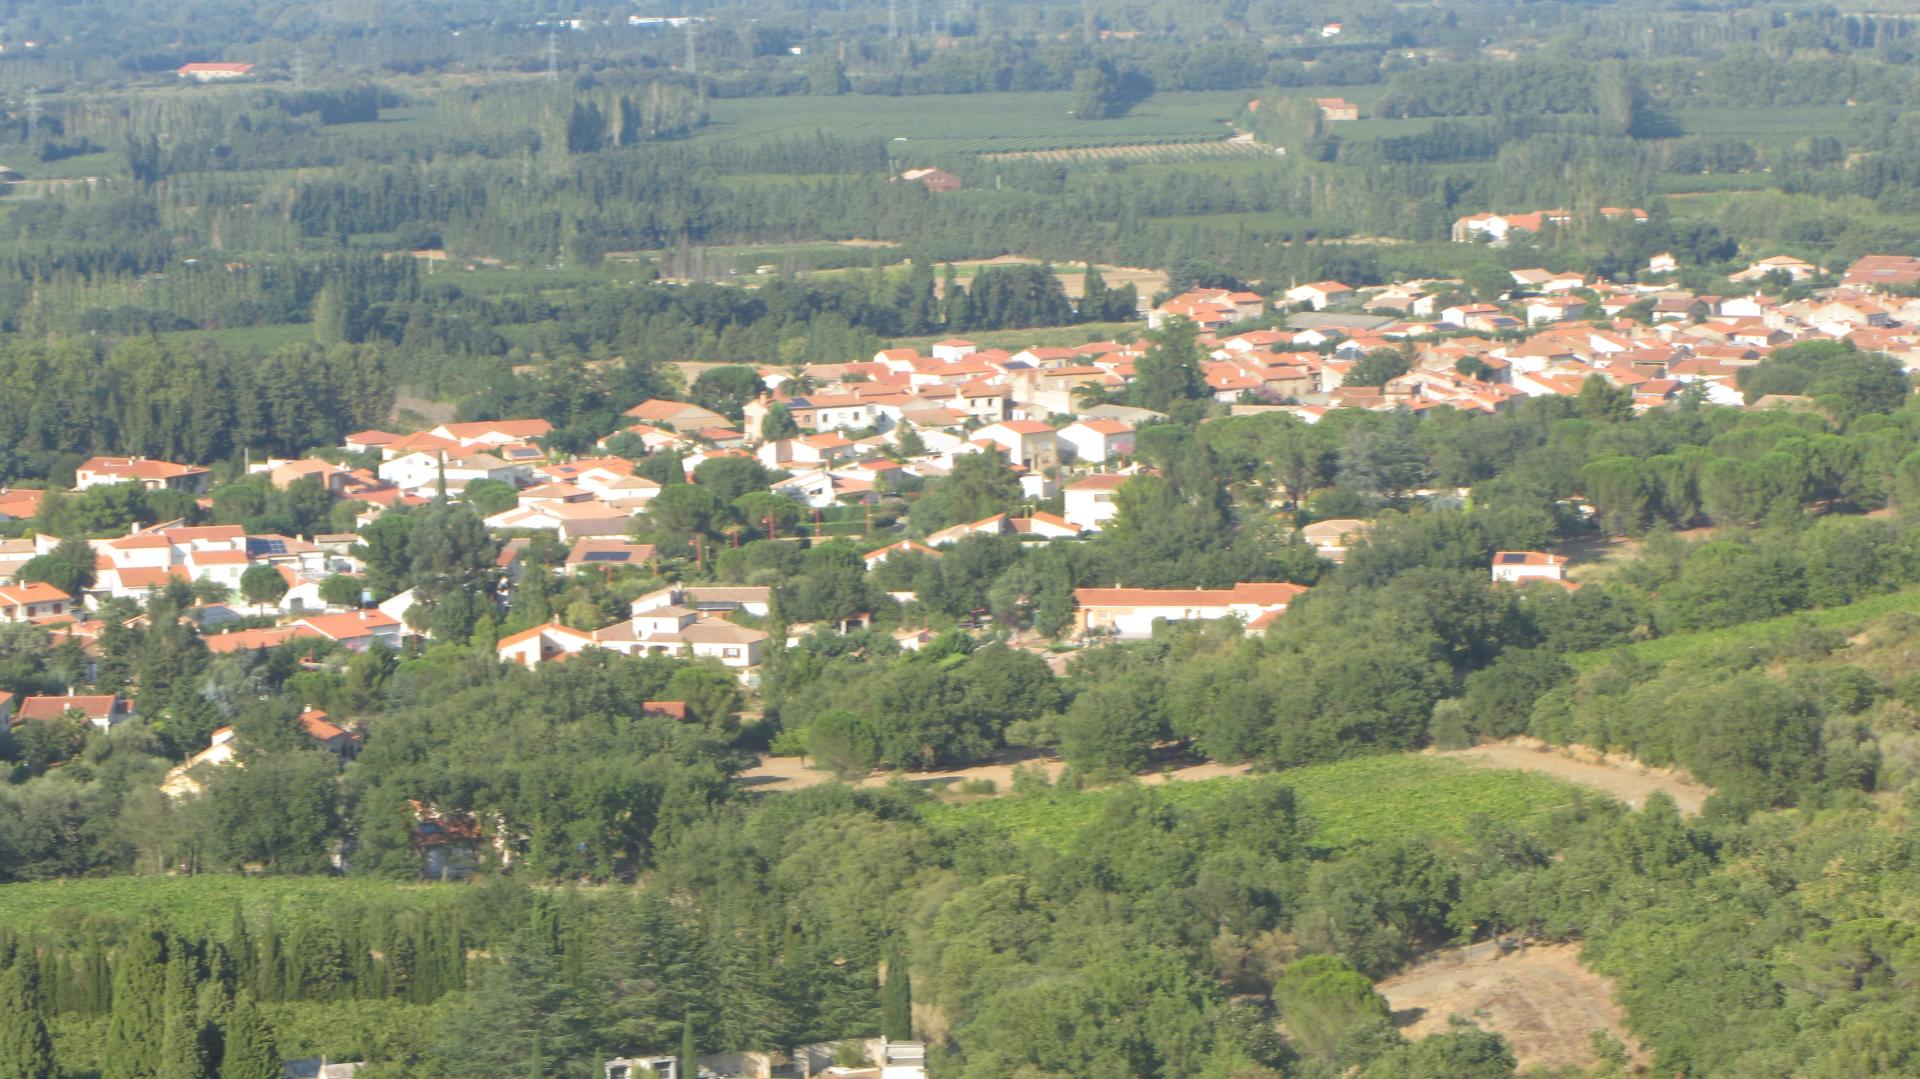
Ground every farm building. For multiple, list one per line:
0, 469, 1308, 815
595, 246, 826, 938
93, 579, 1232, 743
900, 168, 963, 193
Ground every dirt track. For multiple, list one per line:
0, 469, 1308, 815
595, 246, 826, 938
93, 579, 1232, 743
1436, 737, 1713, 815
1378, 941, 1643, 1072
736, 751, 1250, 795
743, 737, 1713, 813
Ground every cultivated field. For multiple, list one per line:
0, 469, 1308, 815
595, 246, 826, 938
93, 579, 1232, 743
696, 89, 1249, 155
984, 137, 1274, 165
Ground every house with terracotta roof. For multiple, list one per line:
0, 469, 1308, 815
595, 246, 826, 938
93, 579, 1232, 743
1300, 518, 1370, 562
972, 421, 1060, 470
295, 609, 404, 651
925, 513, 1013, 548
1150, 289, 1264, 330
484, 499, 631, 540
343, 430, 402, 454
1063, 473, 1130, 532
14, 693, 134, 730
0, 488, 46, 522
379, 449, 527, 496
1315, 97, 1359, 121
1843, 254, 1920, 291
1283, 281, 1355, 310
497, 622, 599, 667
1491, 550, 1568, 583
178, 62, 254, 81
0, 582, 72, 623
432, 419, 553, 449
900, 167, 963, 192
1056, 419, 1135, 463
162, 726, 239, 798
757, 433, 857, 470
565, 539, 658, 574
931, 339, 978, 362
1732, 255, 1816, 283
625, 399, 730, 433
298, 707, 361, 759
202, 624, 319, 654
568, 585, 770, 668
863, 539, 942, 571
1072, 582, 1310, 639
1008, 512, 1082, 539
75, 456, 211, 493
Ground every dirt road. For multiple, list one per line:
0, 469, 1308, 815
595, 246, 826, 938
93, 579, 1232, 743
1437, 737, 1712, 815
736, 751, 1250, 795
1377, 940, 1642, 1072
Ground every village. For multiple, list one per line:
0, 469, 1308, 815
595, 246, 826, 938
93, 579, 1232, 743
1, 243, 1910, 758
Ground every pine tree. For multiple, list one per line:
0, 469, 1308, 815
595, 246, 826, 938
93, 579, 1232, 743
218, 994, 280, 1079
881, 940, 912, 1041
0, 964, 57, 1079
106, 926, 169, 1079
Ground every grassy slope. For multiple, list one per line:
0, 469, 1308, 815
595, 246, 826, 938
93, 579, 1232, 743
1566, 585, 1920, 672
922, 755, 1590, 850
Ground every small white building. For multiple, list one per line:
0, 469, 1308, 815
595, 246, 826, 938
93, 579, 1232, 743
1063, 473, 1128, 532
1490, 550, 1568, 583
1056, 419, 1135, 464
1073, 582, 1310, 640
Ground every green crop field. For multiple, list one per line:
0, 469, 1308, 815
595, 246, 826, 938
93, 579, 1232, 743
922, 754, 1590, 851
154, 323, 321, 353
1670, 105, 1858, 143
1567, 586, 1920, 673
695, 90, 1249, 155
0, 874, 464, 943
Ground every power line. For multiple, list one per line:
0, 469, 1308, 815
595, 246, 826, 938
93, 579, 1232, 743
292, 50, 307, 91
23, 88, 40, 143
546, 26, 560, 81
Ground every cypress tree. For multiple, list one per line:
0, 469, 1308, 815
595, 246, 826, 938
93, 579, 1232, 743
105, 926, 169, 1079
83, 937, 112, 1014
0, 964, 57, 1079
681, 1014, 698, 1078
880, 940, 911, 1042
1080, 262, 1108, 324
254, 918, 282, 1003
226, 905, 254, 990
384, 920, 416, 1002
161, 950, 213, 1079
217, 994, 280, 1079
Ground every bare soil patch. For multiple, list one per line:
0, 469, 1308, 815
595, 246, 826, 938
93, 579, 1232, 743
1377, 940, 1643, 1072
390, 389, 456, 427
1436, 737, 1712, 815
